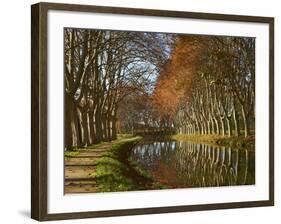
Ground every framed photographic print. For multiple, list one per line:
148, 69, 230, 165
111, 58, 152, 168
31, 2, 274, 221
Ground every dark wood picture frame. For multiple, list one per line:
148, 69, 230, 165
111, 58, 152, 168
31, 2, 274, 221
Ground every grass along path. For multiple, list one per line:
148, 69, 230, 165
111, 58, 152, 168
65, 136, 160, 193
170, 134, 255, 150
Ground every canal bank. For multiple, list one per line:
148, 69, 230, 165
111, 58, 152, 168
65, 135, 167, 193
88, 136, 153, 192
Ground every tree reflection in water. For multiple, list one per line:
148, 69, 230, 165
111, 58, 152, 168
131, 140, 255, 188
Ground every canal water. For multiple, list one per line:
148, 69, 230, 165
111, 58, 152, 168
130, 140, 255, 188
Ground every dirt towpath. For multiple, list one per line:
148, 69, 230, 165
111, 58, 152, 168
65, 142, 115, 193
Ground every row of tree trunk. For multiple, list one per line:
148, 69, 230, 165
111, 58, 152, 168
64, 28, 170, 149
65, 94, 118, 149
174, 37, 255, 137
